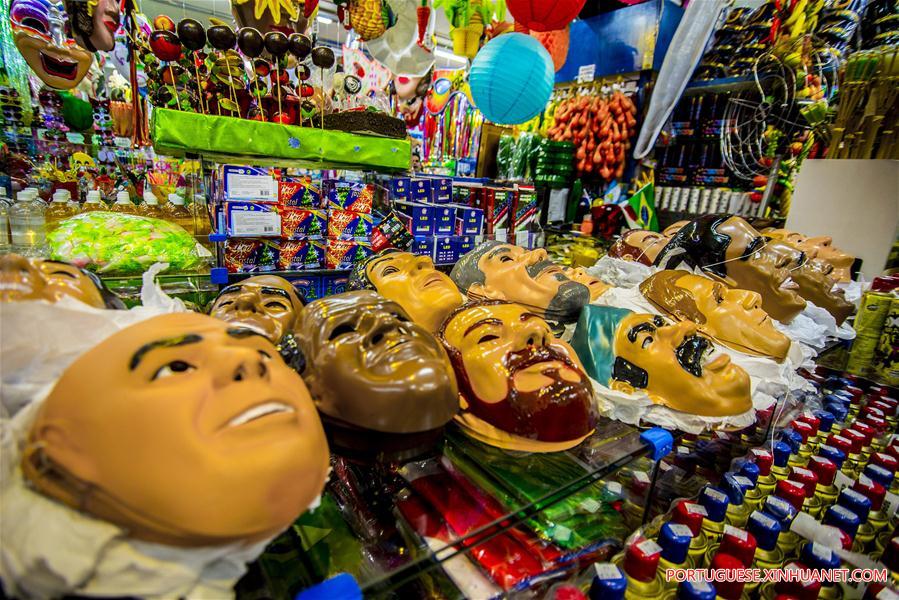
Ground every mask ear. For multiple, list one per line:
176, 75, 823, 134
467, 282, 506, 302
37, 421, 100, 483
707, 270, 738, 289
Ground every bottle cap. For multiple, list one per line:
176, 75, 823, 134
852, 422, 876, 444
750, 448, 773, 476
115, 190, 131, 204
825, 401, 849, 423
677, 579, 716, 600
775, 480, 806, 512
837, 488, 872, 522
853, 475, 886, 511
791, 421, 814, 443
789, 466, 818, 497
764, 495, 798, 527
800, 542, 841, 570
823, 392, 849, 407
709, 553, 745, 600
588, 563, 626, 600
887, 444, 899, 461
780, 429, 803, 453
825, 375, 852, 389
871, 400, 897, 417
845, 385, 864, 402
737, 460, 760, 485
86, 190, 101, 203
817, 444, 846, 468
168, 193, 185, 206
807, 456, 837, 486
747, 510, 781, 551
797, 413, 820, 434
721, 473, 747, 506
658, 523, 693, 565
671, 500, 707, 537
826, 433, 853, 455
823, 504, 861, 539
623, 538, 661, 583
699, 486, 729, 523
775, 562, 822, 600
144, 190, 159, 206
863, 415, 888, 435
869, 452, 899, 472
52, 190, 68, 203
840, 429, 865, 453
813, 410, 835, 433
773, 441, 792, 467
862, 405, 887, 420
720, 525, 756, 567
864, 464, 894, 488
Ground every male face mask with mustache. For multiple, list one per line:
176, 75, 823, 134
571, 306, 751, 418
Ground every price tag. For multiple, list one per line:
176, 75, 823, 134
594, 563, 622, 580
577, 64, 596, 83
884, 491, 899, 519
724, 525, 748, 541
669, 524, 693, 538
687, 503, 708, 517
637, 539, 662, 556
231, 211, 280, 237
834, 470, 854, 490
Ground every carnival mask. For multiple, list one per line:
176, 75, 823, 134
655, 215, 807, 323
764, 240, 854, 325
450, 241, 591, 323
347, 250, 463, 332
11, 0, 93, 90
640, 270, 790, 362
437, 301, 595, 451
295, 291, 458, 446
210, 275, 304, 344
662, 221, 689, 238
22, 313, 329, 546
607, 229, 669, 266
764, 228, 854, 283
571, 306, 752, 418
0, 253, 122, 308
564, 267, 611, 301
65, 0, 119, 52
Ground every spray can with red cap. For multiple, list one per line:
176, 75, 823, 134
612, 538, 665, 599
708, 553, 749, 600
789, 465, 823, 518
853, 475, 893, 535
868, 453, 899, 495
745, 449, 776, 506
670, 500, 710, 567
808, 455, 840, 509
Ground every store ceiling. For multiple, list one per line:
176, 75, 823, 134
136, 0, 466, 69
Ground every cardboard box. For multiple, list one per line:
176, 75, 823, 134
410, 178, 431, 204
224, 239, 279, 273
222, 165, 277, 202
455, 235, 477, 258
453, 204, 484, 235
434, 236, 456, 264
512, 186, 540, 233
322, 274, 349, 296
278, 179, 322, 208
225, 202, 281, 237
326, 239, 372, 269
286, 275, 321, 303
410, 236, 435, 258
390, 177, 410, 202
432, 205, 455, 236
483, 187, 513, 236
324, 180, 374, 213
277, 239, 325, 270
281, 208, 326, 240
327, 209, 373, 241
422, 177, 452, 203
394, 200, 433, 236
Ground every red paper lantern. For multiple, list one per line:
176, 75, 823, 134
508, 0, 586, 32
532, 26, 570, 71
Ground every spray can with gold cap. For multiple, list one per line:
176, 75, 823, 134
796, 413, 823, 452
670, 500, 710, 567
852, 422, 878, 461
827, 432, 858, 477
789, 420, 816, 462
613, 538, 665, 599
853, 475, 892, 535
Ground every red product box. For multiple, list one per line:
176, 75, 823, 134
326, 239, 373, 269
224, 239, 279, 273
278, 179, 322, 208
281, 208, 327, 240
277, 239, 325, 270
327, 208, 373, 241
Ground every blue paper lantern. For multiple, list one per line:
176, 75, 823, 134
469, 33, 554, 125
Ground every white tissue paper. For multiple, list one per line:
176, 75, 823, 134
774, 301, 856, 352
588, 256, 655, 289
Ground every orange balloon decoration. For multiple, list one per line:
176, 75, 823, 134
532, 26, 570, 72
507, 0, 586, 32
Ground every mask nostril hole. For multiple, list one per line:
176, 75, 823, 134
371, 332, 383, 346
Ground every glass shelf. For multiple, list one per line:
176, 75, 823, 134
236, 419, 656, 599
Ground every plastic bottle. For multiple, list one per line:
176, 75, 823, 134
46, 189, 77, 231
138, 190, 163, 219
110, 190, 137, 214
164, 193, 194, 233
9, 188, 47, 250
0, 201, 9, 248
81, 190, 104, 212
191, 193, 211, 236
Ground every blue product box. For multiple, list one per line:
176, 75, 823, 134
434, 236, 456, 264
455, 235, 477, 258
225, 202, 281, 237
430, 178, 453, 203
433, 205, 455, 235
513, 188, 540, 232
411, 236, 435, 257
453, 205, 484, 235
411, 178, 432, 203
391, 177, 411, 202
286, 275, 321, 303
394, 200, 433, 236
322, 274, 349, 296
222, 165, 277, 202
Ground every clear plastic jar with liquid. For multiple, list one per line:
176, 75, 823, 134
138, 190, 163, 219
81, 190, 104, 212
46, 190, 78, 231
110, 190, 138, 214
9, 189, 47, 250
164, 193, 194, 234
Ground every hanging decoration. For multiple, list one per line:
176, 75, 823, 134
506, 0, 585, 32
63, 0, 120, 52
469, 32, 553, 125
367, 0, 435, 76
231, 0, 309, 36
422, 89, 483, 172
531, 25, 569, 71
345, 0, 389, 41
434, 0, 489, 59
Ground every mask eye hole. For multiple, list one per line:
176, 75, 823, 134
264, 301, 288, 310
499, 256, 513, 263
152, 360, 195, 380
50, 269, 78, 279
642, 337, 653, 349
20, 17, 49, 35
328, 323, 355, 341
478, 334, 499, 344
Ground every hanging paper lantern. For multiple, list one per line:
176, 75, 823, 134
469, 33, 553, 125
507, 0, 586, 32
532, 26, 570, 71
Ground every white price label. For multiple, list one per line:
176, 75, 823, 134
724, 525, 748, 541
885, 491, 899, 519
834, 470, 854, 490
577, 64, 596, 83
231, 211, 281, 237
225, 171, 276, 201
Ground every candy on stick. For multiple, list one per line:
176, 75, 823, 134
176, 18, 207, 113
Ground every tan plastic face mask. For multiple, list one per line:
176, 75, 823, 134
0, 254, 106, 308
766, 228, 854, 283
210, 275, 304, 343
438, 301, 595, 447
608, 229, 668, 265
24, 313, 329, 547
765, 241, 854, 325
564, 267, 611, 301
716, 217, 807, 323
640, 270, 790, 362
612, 312, 752, 417
295, 290, 459, 434
364, 251, 462, 332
